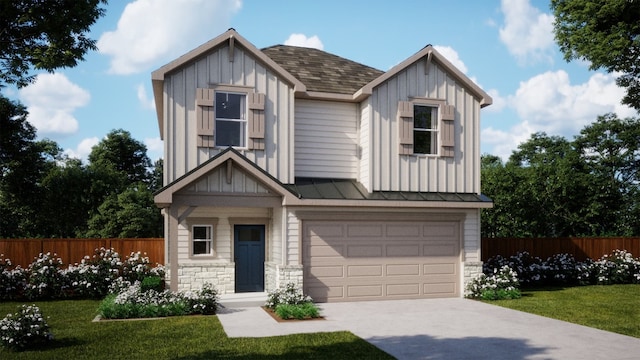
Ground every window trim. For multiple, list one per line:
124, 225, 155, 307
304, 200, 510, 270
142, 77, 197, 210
412, 104, 439, 155
186, 217, 218, 259
214, 90, 248, 149
409, 97, 446, 157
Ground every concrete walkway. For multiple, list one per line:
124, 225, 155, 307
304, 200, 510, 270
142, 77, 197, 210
217, 295, 640, 360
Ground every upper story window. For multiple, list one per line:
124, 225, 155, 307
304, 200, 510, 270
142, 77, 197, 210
215, 92, 246, 147
413, 105, 438, 155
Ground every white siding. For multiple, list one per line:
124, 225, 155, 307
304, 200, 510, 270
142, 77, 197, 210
359, 99, 372, 191
285, 210, 299, 265
295, 100, 358, 179
164, 45, 295, 184
369, 58, 482, 193
463, 209, 481, 263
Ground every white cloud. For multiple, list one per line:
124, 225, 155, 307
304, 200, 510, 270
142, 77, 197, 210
19, 73, 90, 136
499, 0, 554, 65
485, 89, 507, 113
137, 84, 155, 110
510, 70, 635, 136
483, 70, 635, 160
64, 137, 99, 162
284, 34, 324, 50
98, 0, 242, 75
433, 45, 468, 74
144, 137, 163, 161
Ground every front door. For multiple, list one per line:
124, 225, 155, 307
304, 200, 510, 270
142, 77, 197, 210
234, 225, 265, 292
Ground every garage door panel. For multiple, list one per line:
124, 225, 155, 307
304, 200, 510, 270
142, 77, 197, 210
424, 263, 456, 275
387, 283, 421, 296
347, 284, 383, 297
304, 220, 460, 302
386, 264, 420, 276
347, 245, 383, 257
309, 265, 344, 278
347, 224, 383, 237
347, 264, 383, 277
386, 244, 420, 256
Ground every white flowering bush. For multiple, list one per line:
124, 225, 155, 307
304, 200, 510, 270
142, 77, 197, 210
466, 265, 521, 300
0, 248, 165, 301
265, 283, 313, 309
0, 305, 53, 351
25, 253, 65, 300
483, 249, 640, 287
264, 283, 320, 320
0, 256, 26, 300
98, 282, 218, 319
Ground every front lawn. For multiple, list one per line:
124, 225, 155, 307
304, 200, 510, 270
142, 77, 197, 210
488, 284, 640, 338
0, 300, 393, 359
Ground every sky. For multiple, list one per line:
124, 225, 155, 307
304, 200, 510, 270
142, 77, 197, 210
4, 0, 638, 162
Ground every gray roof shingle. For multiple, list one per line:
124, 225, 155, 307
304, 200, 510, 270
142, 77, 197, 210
261, 45, 384, 94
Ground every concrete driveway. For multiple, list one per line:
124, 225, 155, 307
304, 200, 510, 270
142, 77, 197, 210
217, 296, 640, 360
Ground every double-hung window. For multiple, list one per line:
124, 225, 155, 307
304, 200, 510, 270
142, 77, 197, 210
215, 92, 246, 147
413, 105, 438, 155
192, 225, 213, 256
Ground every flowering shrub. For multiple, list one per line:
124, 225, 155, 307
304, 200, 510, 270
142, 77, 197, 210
0, 256, 26, 301
483, 250, 640, 287
0, 305, 53, 351
98, 282, 219, 319
466, 265, 521, 300
265, 283, 313, 309
589, 250, 640, 285
264, 283, 320, 319
25, 253, 65, 300
0, 248, 165, 301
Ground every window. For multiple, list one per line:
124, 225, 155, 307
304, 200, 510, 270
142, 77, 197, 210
413, 105, 438, 154
192, 225, 213, 256
215, 92, 246, 147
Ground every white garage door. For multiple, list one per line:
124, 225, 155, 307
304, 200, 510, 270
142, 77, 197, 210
303, 220, 460, 302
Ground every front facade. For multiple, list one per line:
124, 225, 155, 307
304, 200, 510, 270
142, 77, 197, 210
153, 29, 492, 302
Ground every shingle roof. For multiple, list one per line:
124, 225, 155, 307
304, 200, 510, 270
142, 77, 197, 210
261, 45, 384, 94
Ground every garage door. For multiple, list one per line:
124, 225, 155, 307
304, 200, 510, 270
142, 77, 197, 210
303, 220, 460, 302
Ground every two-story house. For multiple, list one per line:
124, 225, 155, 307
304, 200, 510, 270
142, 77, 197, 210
153, 29, 492, 302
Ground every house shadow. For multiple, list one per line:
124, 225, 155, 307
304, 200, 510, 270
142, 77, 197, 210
367, 333, 551, 360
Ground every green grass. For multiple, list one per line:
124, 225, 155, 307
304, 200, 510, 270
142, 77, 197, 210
0, 300, 394, 359
488, 284, 640, 338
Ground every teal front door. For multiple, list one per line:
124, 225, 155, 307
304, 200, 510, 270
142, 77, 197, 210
234, 225, 265, 292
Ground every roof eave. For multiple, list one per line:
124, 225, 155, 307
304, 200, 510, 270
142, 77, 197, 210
357, 46, 493, 107
150, 29, 308, 139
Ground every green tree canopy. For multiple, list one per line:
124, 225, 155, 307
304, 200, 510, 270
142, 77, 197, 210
551, 0, 640, 110
0, 0, 108, 88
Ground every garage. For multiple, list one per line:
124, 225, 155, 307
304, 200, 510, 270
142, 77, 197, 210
303, 219, 461, 302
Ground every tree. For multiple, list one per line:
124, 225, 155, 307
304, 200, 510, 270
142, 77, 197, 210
0, 95, 61, 237
574, 113, 640, 235
0, 0, 108, 88
551, 0, 640, 110
88, 129, 152, 185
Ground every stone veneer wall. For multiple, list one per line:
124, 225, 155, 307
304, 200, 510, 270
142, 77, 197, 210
265, 262, 303, 292
463, 261, 483, 296
172, 263, 235, 294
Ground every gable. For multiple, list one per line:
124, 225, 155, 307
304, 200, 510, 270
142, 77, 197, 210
180, 161, 273, 195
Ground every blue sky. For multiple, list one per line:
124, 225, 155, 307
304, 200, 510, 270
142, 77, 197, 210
4, 0, 636, 162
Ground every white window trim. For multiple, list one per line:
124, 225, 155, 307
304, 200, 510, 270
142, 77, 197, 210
214, 90, 248, 149
410, 98, 445, 156
187, 218, 218, 259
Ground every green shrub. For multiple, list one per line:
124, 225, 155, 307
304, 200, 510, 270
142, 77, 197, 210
140, 276, 164, 292
274, 302, 320, 320
0, 305, 53, 351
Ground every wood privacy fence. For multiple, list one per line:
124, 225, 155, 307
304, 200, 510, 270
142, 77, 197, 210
0, 238, 164, 268
482, 237, 640, 262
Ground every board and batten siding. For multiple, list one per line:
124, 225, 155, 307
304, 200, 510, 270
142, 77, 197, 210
163, 43, 295, 185
294, 100, 358, 179
369, 57, 482, 193
359, 98, 372, 191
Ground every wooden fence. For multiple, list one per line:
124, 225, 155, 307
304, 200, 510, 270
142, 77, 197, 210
481, 237, 640, 262
0, 238, 164, 268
